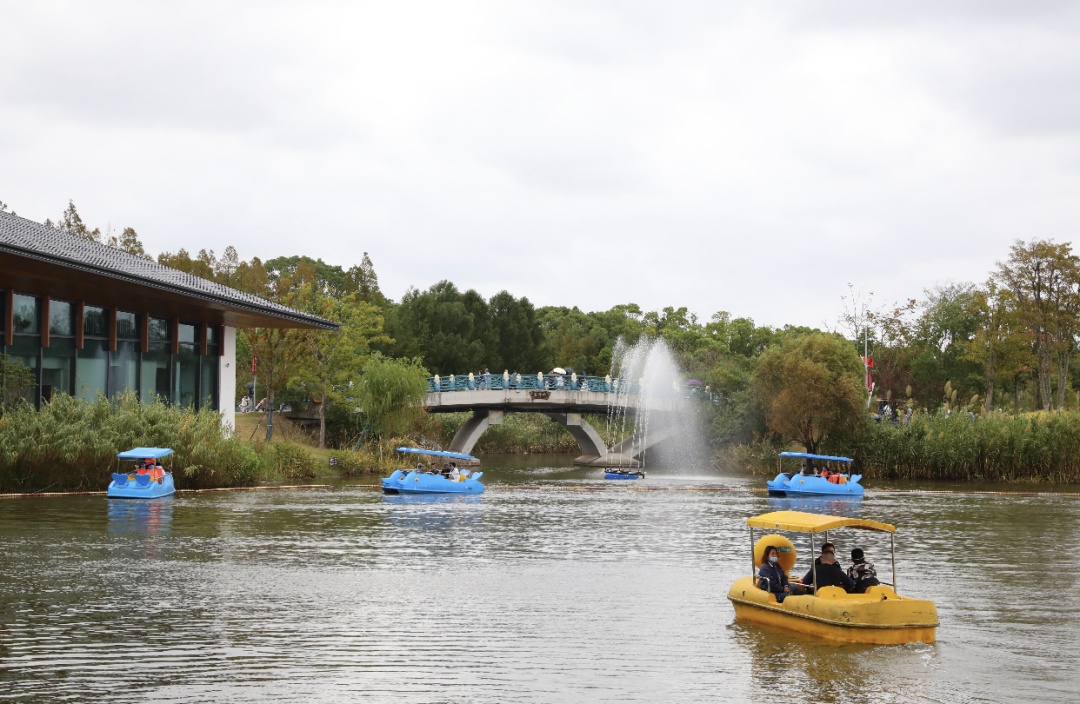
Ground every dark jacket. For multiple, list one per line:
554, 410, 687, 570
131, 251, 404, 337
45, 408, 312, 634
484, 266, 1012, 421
802, 561, 855, 592
758, 561, 789, 599
847, 560, 880, 593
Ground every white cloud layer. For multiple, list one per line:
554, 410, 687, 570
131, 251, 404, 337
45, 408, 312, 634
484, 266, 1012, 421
3, 1, 1079, 329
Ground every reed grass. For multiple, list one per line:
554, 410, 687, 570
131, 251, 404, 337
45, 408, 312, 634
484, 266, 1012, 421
0, 393, 261, 493
841, 411, 1080, 483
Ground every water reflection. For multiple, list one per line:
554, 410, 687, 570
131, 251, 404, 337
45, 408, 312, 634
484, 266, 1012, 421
1, 460, 1079, 703
107, 497, 173, 534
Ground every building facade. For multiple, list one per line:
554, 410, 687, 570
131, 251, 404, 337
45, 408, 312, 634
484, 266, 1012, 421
0, 211, 336, 428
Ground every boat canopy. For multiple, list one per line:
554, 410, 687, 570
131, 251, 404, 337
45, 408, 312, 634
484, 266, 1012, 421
397, 447, 476, 461
747, 511, 895, 534
778, 451, 853, 463
117, 447, 174, 459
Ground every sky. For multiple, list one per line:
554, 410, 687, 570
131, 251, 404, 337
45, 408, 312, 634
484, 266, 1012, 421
3, 1, 1079, 331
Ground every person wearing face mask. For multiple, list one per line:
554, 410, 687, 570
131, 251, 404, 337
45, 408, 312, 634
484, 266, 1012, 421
758, 545, 803, 603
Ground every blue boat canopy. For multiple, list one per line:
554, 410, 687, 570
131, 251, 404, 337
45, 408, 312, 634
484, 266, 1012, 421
117, 447, 175, 459
778, 451, 853, 463
397, 447, 476, 461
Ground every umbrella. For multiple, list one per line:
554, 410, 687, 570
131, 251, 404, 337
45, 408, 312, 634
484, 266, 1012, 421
551, 367, 567, 375
563, 367, 576, 375
686, 379, 703, 386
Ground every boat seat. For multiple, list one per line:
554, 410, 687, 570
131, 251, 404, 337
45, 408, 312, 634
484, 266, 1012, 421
112, 473, 130, 485
134, 474, 152, 487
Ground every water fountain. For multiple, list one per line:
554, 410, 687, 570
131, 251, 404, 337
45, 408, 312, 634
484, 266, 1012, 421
603, 337, 708, 471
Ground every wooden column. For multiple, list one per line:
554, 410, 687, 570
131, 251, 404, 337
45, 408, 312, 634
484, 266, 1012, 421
200, 322, 209, 356
41, 297, 51, 349
170, 318, 179, 355
4, 289, 12, 346
75, 302, 85, 350
108, 308, 118, 352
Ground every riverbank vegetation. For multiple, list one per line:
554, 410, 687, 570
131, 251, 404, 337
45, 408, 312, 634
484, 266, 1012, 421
10, 199, 1080, 486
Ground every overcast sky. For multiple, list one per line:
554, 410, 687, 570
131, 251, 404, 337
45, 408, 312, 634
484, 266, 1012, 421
3, 1, 1079, 330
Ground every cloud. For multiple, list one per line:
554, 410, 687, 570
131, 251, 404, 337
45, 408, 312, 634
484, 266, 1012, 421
3, 1, 1080, 330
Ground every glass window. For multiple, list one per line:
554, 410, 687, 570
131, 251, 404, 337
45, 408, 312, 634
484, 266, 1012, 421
6, 335, 40, 406
109, 341, 139, 398
200, 355, 218, 410
141, 343, 171, 404
175, 345, 199, 408
206, 326, 218, 345
178, 323, 197, 344
49, 299, 74, 337
116, 311, 138, 340
76, 339, 108, 402
42, 338, 75, 401
84, 306, 107, 338
148, 317, 169, 341
13, 294, 39, 334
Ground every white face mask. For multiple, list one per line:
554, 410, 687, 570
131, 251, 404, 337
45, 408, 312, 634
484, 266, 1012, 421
768, 555, 779, 564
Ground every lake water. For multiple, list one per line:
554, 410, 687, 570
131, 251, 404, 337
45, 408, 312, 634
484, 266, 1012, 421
2, 455, 1078, 703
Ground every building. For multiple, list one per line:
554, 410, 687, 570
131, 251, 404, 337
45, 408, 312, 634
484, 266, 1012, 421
0, 210, 336, 427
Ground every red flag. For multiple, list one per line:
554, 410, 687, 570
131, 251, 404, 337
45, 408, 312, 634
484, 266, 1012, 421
251, 356, 257, 373
861, 356, 874, 391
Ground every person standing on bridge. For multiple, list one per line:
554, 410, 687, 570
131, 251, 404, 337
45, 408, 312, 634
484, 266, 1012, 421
483, 368, 491, 390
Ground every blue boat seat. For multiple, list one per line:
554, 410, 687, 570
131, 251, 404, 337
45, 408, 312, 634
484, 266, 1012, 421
112, 473, 130, 485
134, 474, 152, 487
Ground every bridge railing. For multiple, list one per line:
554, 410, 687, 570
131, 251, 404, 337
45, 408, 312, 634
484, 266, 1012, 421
426, 374, 645, 395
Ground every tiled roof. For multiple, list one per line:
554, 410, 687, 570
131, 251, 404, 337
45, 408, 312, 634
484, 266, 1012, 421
0, 210, 336, 329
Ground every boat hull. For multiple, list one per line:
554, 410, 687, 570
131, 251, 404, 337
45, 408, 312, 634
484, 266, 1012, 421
727, 576, 937, 644
107, 473, 176, 499
381, 470, 484, 494
605, 472, 644, 480
767, 473, 864, 497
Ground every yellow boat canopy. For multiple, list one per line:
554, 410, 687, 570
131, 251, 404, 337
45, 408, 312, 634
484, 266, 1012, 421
747, 511, 895, 534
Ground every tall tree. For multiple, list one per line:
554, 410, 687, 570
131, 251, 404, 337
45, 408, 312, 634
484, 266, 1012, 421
996, 240, 1080, 410
288, 285, 392, 447
962, 281, 1028, 412
356, 354, 429, 459
751, 332, 865, 454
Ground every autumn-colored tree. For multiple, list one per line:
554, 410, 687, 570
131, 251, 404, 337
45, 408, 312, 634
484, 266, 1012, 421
996, 240, 1080, 410
752, 332, 865, 454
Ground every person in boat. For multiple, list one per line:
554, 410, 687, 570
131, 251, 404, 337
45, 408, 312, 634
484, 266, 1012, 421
440, 462, 452, 478
847, 547, 880, 594
449, 463, 460, 481
801, 547, 855, 594
758, 546, 804, 602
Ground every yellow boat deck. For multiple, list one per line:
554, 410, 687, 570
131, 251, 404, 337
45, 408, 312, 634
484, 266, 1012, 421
728, 576, 938, 644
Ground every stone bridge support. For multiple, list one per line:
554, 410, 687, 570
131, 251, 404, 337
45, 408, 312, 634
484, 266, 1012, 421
445, 407, 675, 468
447, 410, 504, 463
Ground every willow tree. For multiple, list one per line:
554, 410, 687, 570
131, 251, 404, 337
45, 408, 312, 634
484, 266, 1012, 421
751, 332, 865, 455
356, 354, 429, 459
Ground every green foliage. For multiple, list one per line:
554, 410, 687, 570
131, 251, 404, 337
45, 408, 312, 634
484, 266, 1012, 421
356, 354, 429, 441
752, 331, 865, 454
262, 442, 318, 481
0, 393, 262, 493
843, 411, 1080, 482
0, 354, 34, 410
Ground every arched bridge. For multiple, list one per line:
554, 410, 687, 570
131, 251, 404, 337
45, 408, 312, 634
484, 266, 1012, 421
425, 373, 692, 467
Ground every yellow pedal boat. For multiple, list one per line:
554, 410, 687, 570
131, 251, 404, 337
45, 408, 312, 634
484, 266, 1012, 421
727, 510, 938, 644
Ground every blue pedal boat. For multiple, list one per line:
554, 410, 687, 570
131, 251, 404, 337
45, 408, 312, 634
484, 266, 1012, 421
382, 448, 484, 494
605, 469, 646, 480
107, 447, 176, 499
766, 452, 864, 498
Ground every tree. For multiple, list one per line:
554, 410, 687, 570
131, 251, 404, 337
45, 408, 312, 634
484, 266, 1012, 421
962, 281, 1029, 412
356, 354, 429, 458
996, 240, 1080, 410
288, 285, 392, 447
751, 332, 865, 454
